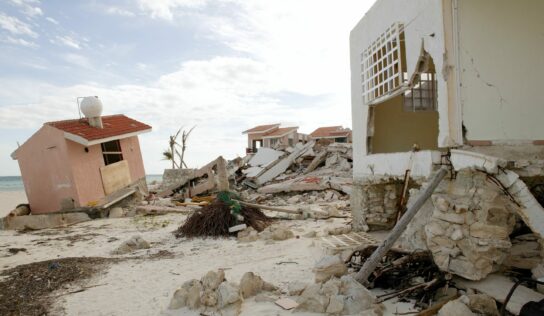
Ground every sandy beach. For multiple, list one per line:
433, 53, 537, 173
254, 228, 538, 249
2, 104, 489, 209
0, 191, 27, 218
0, 201, 413, 316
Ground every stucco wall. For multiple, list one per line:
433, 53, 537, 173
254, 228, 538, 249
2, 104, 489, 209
67, 135, 146, 206
15, 125, 78, 214
372, 95, 439, 153
120, 136, 146, 181
350, 0, 454, 179
67, 140, 105, 207
458, 0, 544, 141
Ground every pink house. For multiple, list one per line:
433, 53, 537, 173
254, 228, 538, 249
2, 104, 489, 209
11, 111, 151, 214
242, 124, 281, 153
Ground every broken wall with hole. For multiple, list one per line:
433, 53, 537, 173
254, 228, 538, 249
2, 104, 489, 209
350, 0, 456, 171
371, 95, 439, 154
457, 0, 544, 142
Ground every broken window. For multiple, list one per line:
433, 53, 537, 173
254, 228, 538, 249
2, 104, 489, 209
361, 22, 406, 104
101, 140, 123, 165
403, 52, 438, 112
403, 72, 437, 112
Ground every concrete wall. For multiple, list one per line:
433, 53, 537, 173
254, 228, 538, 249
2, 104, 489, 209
457, 0, 544, 142
263, 130, 299, 148
67, 140, 105, 207
372, 95, 439, 153
120, 136, 146, 181
350, 0, 461, 180
15, 125, 78, 214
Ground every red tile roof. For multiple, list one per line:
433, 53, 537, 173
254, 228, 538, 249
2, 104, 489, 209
47, 114, 151, 141
309, 126, 343, 138
243, 124, 280, 134
310, 126, 351, 138
263, 127, 298, 138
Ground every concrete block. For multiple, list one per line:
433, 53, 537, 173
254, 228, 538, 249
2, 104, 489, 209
2, 212, 91, 230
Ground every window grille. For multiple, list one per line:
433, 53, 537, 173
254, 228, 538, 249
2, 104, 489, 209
361, 22, 406, 104
403, 72, 437, 112
101, 140, 123, 165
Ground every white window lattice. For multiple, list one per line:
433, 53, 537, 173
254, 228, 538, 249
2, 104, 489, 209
403, 72, 438, 112
361, 22, 406, 104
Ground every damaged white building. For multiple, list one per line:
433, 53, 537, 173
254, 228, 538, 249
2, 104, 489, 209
350, 0, 544, 281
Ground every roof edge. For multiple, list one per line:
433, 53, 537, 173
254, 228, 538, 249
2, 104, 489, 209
64, 128, 152, 146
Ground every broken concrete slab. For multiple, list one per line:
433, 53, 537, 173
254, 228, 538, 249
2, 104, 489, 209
305, 151, 327, 174
158, 156, 229, 198
257, 176, 352, 195
456, 274, 544, 315
450, 149, 507, 174
248, 147, 284, 167
1, 212, 91, 230
252, 141, 315, 186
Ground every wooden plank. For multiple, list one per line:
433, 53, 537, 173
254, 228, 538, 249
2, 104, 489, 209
456, 274, 544, 315
100, 160, 131, 195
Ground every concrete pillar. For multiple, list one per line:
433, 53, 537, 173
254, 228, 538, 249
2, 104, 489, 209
350, 180, 368, 231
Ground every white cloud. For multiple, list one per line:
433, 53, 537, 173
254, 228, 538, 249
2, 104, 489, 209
105, 6, 136, 17
0, 13, 38, 38
62, 53, 91, 68
1, 35, 37, 48
137, 0, 207, 20
0, 56, 349, 173
0, 1, 375, 174
52, 35, 81, 49
8, 0, 43, 18
45, 17, 59, 25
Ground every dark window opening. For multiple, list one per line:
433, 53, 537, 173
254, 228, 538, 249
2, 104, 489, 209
101, 140, 123, 165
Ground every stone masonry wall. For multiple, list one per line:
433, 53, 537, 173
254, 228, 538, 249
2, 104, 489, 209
425, 169, 517, 280
357, 178, 420, 230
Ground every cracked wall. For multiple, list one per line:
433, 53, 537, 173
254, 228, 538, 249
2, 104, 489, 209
458, 0, 544, 141
350, 0, 456, 181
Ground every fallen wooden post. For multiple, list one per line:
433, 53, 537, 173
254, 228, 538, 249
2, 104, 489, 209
354, 167, 448, 285
136, 205, 193, 215
235, 200, 303, 215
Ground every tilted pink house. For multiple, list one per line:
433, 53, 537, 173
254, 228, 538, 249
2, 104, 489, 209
11, 110, 151, 214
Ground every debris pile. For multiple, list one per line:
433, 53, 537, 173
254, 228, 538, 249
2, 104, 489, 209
174, 192, 271, 238
168, 270, 278, 315
347, 247, 447, 306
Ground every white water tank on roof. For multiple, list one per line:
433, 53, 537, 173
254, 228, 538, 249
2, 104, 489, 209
80, 96, 103, 118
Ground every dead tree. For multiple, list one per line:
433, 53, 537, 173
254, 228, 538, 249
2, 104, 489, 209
162, 126, 196, 169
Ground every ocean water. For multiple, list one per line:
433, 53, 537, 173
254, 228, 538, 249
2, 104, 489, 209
0, 175, 163, 192
0, 176, 24, 192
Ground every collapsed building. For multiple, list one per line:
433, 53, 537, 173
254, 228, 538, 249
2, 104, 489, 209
349, 0, 544, 283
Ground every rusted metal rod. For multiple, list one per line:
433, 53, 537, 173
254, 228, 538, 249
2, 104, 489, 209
354, 167, 448, 285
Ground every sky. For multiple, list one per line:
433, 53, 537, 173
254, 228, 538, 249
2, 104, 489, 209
0, 0, 374, 176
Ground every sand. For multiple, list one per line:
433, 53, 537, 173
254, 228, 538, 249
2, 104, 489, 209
0, 191, 27, 217
0, 204, 416, 315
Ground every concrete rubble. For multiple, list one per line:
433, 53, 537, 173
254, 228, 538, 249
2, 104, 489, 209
168, 270, 278, 315
5, 140, 544, 316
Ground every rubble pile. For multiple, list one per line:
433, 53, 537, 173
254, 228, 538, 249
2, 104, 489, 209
174, 192, 271, 238
287, 254, 383, 315
168, 270, 278, 315
437, 294, 499, 316
346, 247, 447, 307
233, 142, 353, 198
